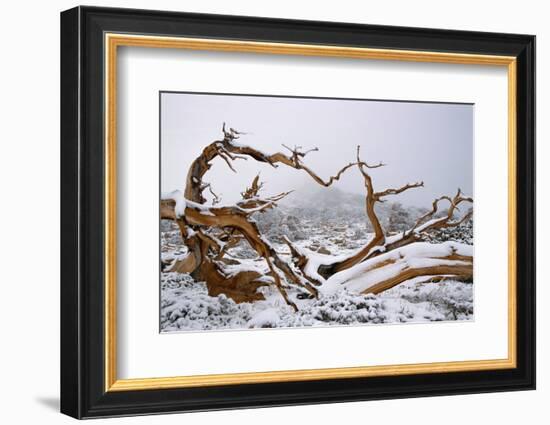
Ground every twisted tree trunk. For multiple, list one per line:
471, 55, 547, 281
161, 125, 473, 309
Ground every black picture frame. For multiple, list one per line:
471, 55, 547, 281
61, 5, 535, 419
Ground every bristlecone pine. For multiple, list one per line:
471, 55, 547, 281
161, 124, 473, 312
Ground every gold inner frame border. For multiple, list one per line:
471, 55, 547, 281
104, 33, 517, 392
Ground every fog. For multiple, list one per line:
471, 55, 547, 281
161, 92, 473, 208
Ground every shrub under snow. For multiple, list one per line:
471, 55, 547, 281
160, 272, 473, 332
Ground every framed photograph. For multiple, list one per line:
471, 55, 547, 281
60, 6, 535, 419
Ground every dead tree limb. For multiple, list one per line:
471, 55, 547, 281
163, 125, 473, 308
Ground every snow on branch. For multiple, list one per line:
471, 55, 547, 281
165, 125, 474, 311
411, 188, 473, 233
323, 241, 473, 295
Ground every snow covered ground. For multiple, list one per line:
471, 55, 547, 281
160, 189, 473, 332
160, 272, 472, 332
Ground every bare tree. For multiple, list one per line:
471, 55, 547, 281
161, 125, 473, 310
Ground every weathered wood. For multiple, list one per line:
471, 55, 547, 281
365, 261, 473, 295
162, 125, 473, 309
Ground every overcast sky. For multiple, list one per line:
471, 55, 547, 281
161, 92, 473, 208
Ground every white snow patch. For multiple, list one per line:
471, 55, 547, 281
247, 308, 282, 328
322, 241, 472, 294
161, 190, 187, 217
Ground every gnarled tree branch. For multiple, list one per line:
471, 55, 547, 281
164, 125, 473, 310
